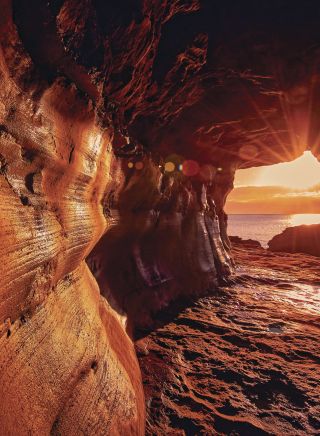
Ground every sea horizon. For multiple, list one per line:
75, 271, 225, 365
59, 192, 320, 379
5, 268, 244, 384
227, 213, 320, 248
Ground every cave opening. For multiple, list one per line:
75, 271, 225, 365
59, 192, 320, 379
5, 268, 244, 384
226, 150, 320, 247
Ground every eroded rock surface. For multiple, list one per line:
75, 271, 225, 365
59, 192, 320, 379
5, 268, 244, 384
1, 0, 320, 433
87, 160, 232, 329
0, 1, 145, 433
137, 242, 320, 435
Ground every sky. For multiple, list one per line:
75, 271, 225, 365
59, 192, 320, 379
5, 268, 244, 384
225, 151, 320, 214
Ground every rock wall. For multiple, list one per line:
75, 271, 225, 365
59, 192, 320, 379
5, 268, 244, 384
0, 1, 146, 433
2, 0, 320, 433
0, 0, 232, 433
88, 157, 233, 330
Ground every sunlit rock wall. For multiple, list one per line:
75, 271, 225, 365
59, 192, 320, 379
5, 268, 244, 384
0, 2, 144, 434
0, 0, 230, 433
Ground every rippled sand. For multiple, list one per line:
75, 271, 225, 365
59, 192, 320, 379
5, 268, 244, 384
136, 243, 320, 435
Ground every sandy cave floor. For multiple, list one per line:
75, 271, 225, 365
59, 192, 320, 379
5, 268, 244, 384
136, 243, 320, 435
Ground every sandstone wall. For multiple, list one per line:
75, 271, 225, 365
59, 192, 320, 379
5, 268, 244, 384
1, 0, 320, 433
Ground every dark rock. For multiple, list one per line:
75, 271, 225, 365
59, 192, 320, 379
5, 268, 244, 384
268, 224, 320, 257
230, 235, 262, 248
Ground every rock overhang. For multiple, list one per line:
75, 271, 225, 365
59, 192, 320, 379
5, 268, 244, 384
8, 0, 320, 169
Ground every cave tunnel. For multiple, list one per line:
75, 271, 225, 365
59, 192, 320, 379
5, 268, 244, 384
1, 0, 320, 434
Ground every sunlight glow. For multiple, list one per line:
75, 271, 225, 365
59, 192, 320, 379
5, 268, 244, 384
290, 214, 320, 226
235, 151, 320, 189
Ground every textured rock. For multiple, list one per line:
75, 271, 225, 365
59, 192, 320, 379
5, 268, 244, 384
0, 1, 145, 433
87, 158, 233, 329
137, 242, 320, 435
1, 0, 320, 433
268, 224, 320, 257
229, 236, 262, 248
0, 0, 231, 432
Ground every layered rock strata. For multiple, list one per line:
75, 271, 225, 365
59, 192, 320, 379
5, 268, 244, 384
0, 0, 231, 433
1, 0, 320, 434
0, 1, 145, 433
88, 158, 233, 329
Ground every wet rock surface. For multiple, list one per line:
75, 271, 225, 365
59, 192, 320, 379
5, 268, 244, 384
268, 224, 320, 258
137, 243, 320, 435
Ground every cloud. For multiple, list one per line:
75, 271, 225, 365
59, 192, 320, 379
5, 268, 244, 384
226, 184, 320, 214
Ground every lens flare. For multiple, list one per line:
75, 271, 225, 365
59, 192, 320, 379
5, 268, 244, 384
164, 161, 175, 172
135, 162, 144, 170
182, 160, 200, 177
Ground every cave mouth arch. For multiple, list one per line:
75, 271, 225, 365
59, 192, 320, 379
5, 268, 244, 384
226, 150, 320, 248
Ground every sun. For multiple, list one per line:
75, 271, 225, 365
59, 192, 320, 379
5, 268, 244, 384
235, 151, 320, 190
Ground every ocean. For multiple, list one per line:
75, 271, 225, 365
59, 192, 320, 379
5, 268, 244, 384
227, 214, 320, 248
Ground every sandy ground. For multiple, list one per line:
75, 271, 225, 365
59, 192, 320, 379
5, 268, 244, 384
136, 243, 320, 435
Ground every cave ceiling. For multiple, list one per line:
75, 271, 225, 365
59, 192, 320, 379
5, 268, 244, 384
8, 0, 320, 170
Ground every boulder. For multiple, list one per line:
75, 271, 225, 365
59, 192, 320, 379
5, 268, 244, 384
268, 224, 320, 257
230, 236, 262, 248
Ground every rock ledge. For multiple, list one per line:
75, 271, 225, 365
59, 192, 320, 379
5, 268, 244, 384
268, 224, 320, 257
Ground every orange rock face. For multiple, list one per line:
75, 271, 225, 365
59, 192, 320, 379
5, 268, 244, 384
0, 2, 144, 433
2, 0, 320, 433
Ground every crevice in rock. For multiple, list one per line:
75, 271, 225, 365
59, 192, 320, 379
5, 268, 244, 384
25, 172, 36, 193
19, 194, 30, 206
